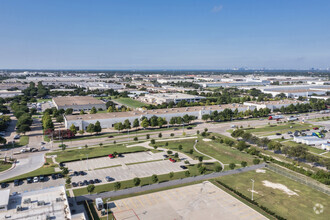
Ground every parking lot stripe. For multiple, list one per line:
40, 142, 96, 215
114, 202, 122, 211
145, 195, 153, 206
122, 200, 130, 210
136, 197, 145, 208
130, 198, 138, 209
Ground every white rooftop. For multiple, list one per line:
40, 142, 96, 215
0, 189, 10, 207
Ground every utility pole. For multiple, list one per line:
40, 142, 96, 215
251, 179, 255, 201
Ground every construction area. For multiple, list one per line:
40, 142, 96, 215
109, 181, 267, 220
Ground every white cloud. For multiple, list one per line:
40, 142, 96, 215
212, 5, 223, 13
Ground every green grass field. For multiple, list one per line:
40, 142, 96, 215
37, 98, 52, 103
48, 144, 147, 163
283, 141, 326, 154
246, 123, 312, 135
114, 97, 146, 108
196, 139, 256, 166
321, 152, 330, 157
19, 135, 29, 146
0, 162, 12, 172
217, 169, 329, 220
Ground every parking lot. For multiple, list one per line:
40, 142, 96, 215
110, 181, 267, 220
66, 151, 165, 171
70, 159, 185, 184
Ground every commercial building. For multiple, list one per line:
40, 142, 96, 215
64, 104, 254, 130
0, 90, 23, 98
243, 100, 306, 111
294, 136, 330, 146
52, 96, 106, 111
0, 186, 81, 220
0, 189, 10, 211
258, 85, 330, 98
142, 93, 205, 104
73, 82, 124, 90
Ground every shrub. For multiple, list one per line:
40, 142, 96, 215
150, 139, 155, 145
134, 137, 138, 141
229, 163, 236, 170
253, 158, 260, 165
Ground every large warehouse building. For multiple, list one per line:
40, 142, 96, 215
52, 96, 106, 111
65, 103, 254, 130
142, 93, 205, 104
243, 100, 307, 111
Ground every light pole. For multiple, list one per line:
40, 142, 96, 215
251, 179, 255, 201
106, 198, 111, 220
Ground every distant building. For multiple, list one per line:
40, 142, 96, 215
142, 93, 205, 104
243, 100, 307, 111
0, 189, 10, 211
0, 90, 23, 98
64, 104, 254, 130
52, 96, 106, 111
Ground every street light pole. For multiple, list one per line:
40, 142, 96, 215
251, 179, 255, 201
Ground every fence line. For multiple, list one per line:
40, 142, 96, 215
266, 164, 330, 195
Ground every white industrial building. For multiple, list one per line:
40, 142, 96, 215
73, 82, 124, 90
259, 85, 330, 98
53, 96, 106, 111
0, 90, 23, 98
321, 143, 330, 151
65, 104, 254, 130
294, 136, 330, 147
142, 93, 205, 104
0, 189, 10, 211
0, 186, 83, 220
243, 100, 306, 111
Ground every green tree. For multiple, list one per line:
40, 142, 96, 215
146, 134, 150, 139
241, 161, 247, 167
141, 118, 149, 129
114, 182, 121, 190
158, 133, 162, 138
151, 174, 158, 183
94, 121, 102, 134
56, 115, 64, 123
90, 107, 97, 114
69, 124, 77, 134
17, 124, 31, 134
124, 119, 131, 130
66, 177, 71, 185
198, 156, 203, 163
169, 172, 174, 178
87, 184, 95, 194
114, 122, 124, 133
253, 158, 260, 165
229, 163, 236, 170
185, 170, 190, 177
215, 165, 222, 172
133, 118, 139, 131
59, 144, 66, 151
80, 110, 85, 115
86, 123, 95, 134
133, 177, 141, 186
150, 139, 155, 144
65, 108, 73, 115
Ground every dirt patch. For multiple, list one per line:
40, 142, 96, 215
203, 138, 212, 142
262, 180, 299, 196
256, 169, 266, 173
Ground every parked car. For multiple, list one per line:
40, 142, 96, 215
287, 131, 292, 134
173, 128, 179, 130
108, 154, 114, 159
57, 173, 63, 178
14, 134, 20, 139
94, 179, 100, 183
276, 133, 282, 135
14, 179, 20, 186
163, 155, 169, 158
73, 171, 79, 176
313, 127, 319, 130
39, 175, 45, 182
89, 180, 94, 184
27, 177, 33, 183
108, 135, 114, 138
78, 181, 84, 186
33, 177, 39, 183
180, 165, 187, 169
118, 153, 124, 157
169, 158, 176, 163
78, 171, 86, 176
187, 127, 193, 130
72, 182, 78, 187
83, 180, 89, 185
40, 146, 47, 151
105, 176, 114, 182
51, 174, 57, 180
1, 183, 8, 188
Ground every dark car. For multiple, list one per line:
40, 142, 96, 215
83, 180, 89, 185
306, 129, 310, 131
89, 180, 94, 184
73, 171, 79, 176
51, 174, 57, 180
14, 179, 19, 186
105, 176, 114, 182
163, 155, 169, 158
27, 177, 33, 184
94, 179, 100, 183
187, 127, 193, 130
79, 171, 86, 176
58, 173, 63, 178
276, 133, 281, 135
72, 182, 78, 187
108, 135, 114, 138
59, 162, 64, 167
1, 183, 8, 188
173, 128, 179, 131
39, 175, 45, 182
79, 181, 84, 186
180, 165, 187, 169
118, 153, 124, 157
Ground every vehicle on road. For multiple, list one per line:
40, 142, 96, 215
180, 165, 187, 169
163, 155, 169, 158
187, 127, 193, 130
40, 146, 47, 151
276, 133, 282, 135
287, 116, 298, 121
108, 135, 114, 138
268, 115, 283, 120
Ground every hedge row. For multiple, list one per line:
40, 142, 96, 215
215, 180, 286, 220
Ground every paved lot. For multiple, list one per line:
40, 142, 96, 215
4, 178, 65, 194
66, 152, 165, 171
70, 160, 185, 183
110, 181, 267, 220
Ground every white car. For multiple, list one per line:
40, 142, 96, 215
33, 177, 39, 183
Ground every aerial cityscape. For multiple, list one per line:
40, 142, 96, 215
0, 1, 329, 220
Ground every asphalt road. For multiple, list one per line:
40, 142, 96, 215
75, 163, 267, 202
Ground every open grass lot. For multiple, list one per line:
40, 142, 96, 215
37, 98, 52, 103
151, 138, 210, 160
19, 135, 29, 146
114, 97, 146, 108
48, 144, 147, 163
246, 123, 313, 135
322, 152, 330, 157
196, 139, 256, 165
73, 163, 216, 196
0, 162, 12, 172
217, 169, 330, 220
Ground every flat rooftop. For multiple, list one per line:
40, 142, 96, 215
0, 186, 71, 220
146, 93, 205, 99
244, 100, 305, 105
53, 96, 105, 107
0, 189, 10, 207
65, 104, 246, 121
111, 181, 267, 220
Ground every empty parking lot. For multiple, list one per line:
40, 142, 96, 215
110, 181, 267, 220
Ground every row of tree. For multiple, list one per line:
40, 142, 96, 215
10, 101, 33, 134
274, 100, 326, 113
202, 108, 271, 122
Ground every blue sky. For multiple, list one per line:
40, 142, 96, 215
0, 0, 329, 69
